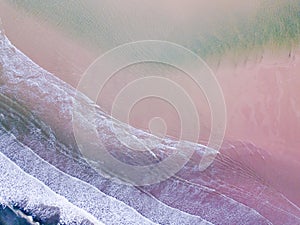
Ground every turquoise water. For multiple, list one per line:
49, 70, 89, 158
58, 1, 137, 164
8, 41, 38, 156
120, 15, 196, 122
1, 2, 300, 224
6, 0, 300, 59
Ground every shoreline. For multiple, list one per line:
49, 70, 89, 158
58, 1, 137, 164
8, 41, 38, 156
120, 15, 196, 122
1, 0, 300, 209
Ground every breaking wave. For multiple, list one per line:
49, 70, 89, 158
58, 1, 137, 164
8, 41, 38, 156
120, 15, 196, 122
0, 28, 300, 225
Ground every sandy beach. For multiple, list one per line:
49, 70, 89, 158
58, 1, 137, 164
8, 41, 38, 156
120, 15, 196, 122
1, 0, 300, 207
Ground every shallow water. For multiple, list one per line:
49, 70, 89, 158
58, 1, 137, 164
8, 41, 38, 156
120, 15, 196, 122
1, 29, 300, 224
0, 1, 300, 224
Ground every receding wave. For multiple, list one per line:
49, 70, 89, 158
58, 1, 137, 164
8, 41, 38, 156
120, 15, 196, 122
0, 28, 300, 225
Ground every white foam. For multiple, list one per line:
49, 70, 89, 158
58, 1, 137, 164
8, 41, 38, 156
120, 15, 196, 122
0, 129, 157, 225
0, 151, 102, 225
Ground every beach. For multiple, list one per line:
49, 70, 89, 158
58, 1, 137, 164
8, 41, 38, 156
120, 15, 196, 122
0, 1, 299, 222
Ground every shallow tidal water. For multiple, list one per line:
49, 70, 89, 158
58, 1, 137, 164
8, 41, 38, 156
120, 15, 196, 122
0, 1, 300, 224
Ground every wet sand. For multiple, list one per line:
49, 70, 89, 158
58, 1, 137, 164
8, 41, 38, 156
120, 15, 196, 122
0, 1, 299, 206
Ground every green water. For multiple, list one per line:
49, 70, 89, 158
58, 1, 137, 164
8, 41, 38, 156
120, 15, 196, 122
5, 0, 300, 59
